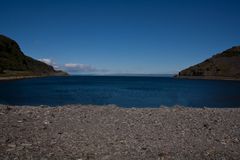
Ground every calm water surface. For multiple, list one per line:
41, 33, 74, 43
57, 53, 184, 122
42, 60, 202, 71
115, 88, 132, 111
0, 76, 240, 108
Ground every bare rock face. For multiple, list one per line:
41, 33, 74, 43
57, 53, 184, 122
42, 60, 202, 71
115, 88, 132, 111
0, 35, 68, 77
0, 35, 23, 55
178, 46, 240, 80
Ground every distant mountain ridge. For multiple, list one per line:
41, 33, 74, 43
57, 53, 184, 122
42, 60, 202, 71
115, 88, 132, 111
177, 46, 240, 80
0, 35, 68, 78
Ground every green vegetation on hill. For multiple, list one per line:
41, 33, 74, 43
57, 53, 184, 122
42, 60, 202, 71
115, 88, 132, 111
0, 35, 68, 77
178, 46, 240, 80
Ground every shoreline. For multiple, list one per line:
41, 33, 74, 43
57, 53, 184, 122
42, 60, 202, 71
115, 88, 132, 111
176, 75, 240, 81
0, 104, 239, 159
1, 75, 240, 82
0, 74, 69, 81
0, 75, 47, 81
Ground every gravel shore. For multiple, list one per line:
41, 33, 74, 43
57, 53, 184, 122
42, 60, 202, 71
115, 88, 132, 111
0, 105, 240, 160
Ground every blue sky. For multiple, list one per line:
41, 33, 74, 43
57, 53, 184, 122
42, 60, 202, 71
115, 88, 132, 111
1, 0, 240, 74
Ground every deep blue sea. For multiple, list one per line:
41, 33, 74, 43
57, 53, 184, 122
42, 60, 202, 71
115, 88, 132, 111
0, 76, 240, 108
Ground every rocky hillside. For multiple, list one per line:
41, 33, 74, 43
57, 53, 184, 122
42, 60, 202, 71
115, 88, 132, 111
0, 35, 67, 78
177, 46, 240, 80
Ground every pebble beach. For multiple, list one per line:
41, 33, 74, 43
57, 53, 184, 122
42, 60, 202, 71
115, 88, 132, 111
0, 105, 240, 160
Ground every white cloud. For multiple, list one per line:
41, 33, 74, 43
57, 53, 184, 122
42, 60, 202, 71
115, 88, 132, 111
38, 59, 106, 74
38, 58, 60, 70
38, 58, 54, 66
53, 65, 60, 69
64, 63, 100, 73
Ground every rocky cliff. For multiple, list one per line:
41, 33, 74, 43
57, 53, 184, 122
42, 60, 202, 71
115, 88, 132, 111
177, 46, 240, 80
0, 35, 68, 78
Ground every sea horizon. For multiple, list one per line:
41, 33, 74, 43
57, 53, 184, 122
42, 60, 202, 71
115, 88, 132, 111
68, 73, 176, 77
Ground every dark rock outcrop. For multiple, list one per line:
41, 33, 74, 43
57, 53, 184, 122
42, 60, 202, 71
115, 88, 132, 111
177, 46, 240, 80
0, 35, 68, 78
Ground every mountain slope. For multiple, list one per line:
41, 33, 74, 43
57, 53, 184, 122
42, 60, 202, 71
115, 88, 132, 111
0, 35, 67, 78
177, 46, 240, 80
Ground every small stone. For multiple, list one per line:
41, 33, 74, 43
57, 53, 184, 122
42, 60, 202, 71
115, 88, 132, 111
6, 107, 12, 111
103, 156, 111, 160
17, 146, 24, 150
42, 126, 47, 130
158, 152, 167, 159
8, 144, 16, 148
119, 140, 125, 144
141, 147, 147, 150
220, 140, 227, 145
51, 113, 55, 118
6, 148, 15, 152
233, 138, 239, 143
44, 121, 50, 125
21, 143, 32, 147
203, 123, 209, 128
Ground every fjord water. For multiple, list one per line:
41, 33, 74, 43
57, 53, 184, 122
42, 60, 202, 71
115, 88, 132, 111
0, 76, 240, 108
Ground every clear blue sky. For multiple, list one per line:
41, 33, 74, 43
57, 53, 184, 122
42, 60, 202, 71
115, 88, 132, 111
1, 0, 240, 74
